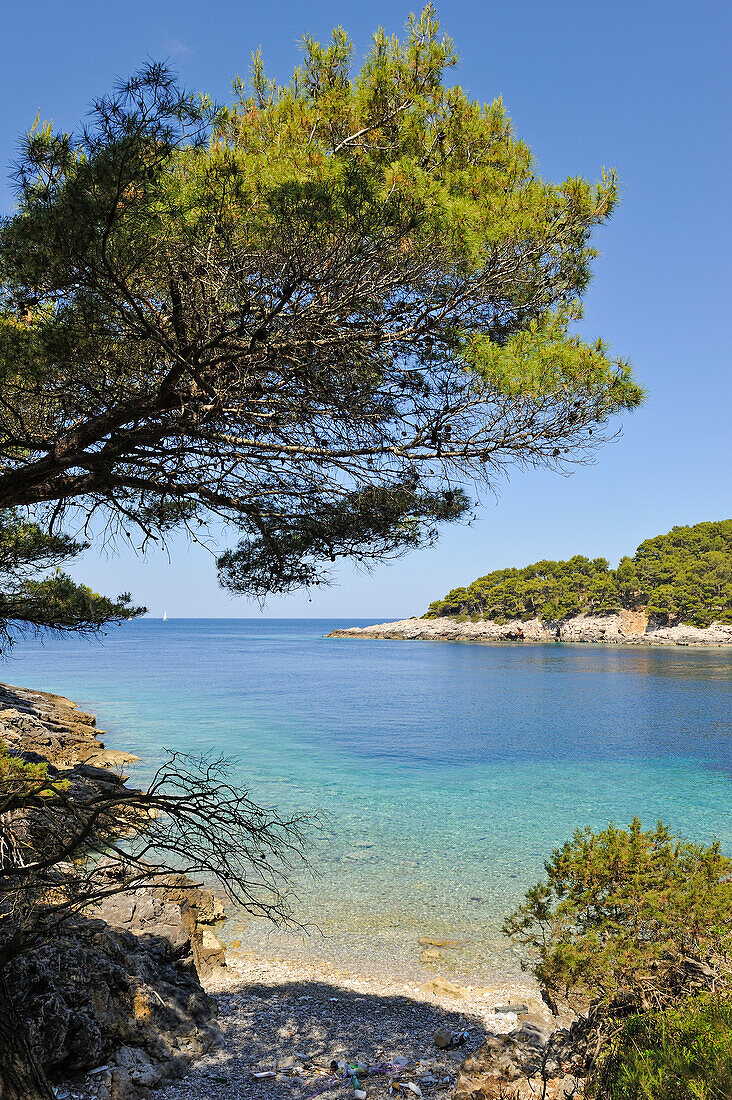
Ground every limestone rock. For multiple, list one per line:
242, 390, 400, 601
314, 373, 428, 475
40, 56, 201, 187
95, 877, 227, 979
455, 1019, 585, 1100
6, 915, 220, 1097
328, 617, 557, 644
0, 682, 139, 769
199, 926, 226, 971
420, 977, 466, 998
95, 892, 194, 963
192, 889, 226, 925
0, 683, 226, 1100
328, 612, 732, 648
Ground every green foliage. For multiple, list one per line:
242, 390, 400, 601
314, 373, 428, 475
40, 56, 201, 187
425, 519, 732, 626
0, 509, 144, 651
0, 743, 69, 814
462, 304, 638, 403
0, 744, 51, 801
0, 11, 642, 596
635, 521, 732, 627
502, 819, 732, 1015
588, 995, 732, 1099
427, 554, 621, 620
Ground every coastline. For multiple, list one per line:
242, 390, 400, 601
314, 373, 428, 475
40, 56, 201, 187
2, 681, 552, 1099
153, 948, 550, 1100
0, 679, 141, 772
0, 680, 535, 1000
328, 610, 732, 647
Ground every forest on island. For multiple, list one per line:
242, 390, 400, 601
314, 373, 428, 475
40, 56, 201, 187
425, 519, 732, 627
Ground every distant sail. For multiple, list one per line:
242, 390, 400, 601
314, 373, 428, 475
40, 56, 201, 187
162, 610, 168, 621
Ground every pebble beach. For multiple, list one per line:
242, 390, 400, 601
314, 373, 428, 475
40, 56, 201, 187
154, 950, 547, 1100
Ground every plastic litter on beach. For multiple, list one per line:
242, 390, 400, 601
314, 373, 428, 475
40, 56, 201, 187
251, 1052, 425, 1096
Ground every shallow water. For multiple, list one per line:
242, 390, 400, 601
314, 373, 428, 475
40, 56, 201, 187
7, 619, 732, 984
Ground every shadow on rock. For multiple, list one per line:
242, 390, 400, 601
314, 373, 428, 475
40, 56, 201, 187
8, 916, 220, 1100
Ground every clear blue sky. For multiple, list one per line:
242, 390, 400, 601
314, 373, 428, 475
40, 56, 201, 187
2, 0, 730, 618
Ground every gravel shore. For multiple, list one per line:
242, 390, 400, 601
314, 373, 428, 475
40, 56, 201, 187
154, 950, 546, 1100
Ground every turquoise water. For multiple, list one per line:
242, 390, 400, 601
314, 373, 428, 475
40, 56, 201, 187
6, 619, 732, 984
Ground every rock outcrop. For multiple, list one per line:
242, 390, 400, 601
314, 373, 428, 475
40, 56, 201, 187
6, 915, 221, 1100
0, 683, 227, 1100
329, 610, 732, 647
456, 1018, 586, 1099
0, 681, 140, 772
96, 876, 228, 980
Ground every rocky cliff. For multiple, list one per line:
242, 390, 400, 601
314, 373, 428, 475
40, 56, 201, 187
328, 609, 732, 646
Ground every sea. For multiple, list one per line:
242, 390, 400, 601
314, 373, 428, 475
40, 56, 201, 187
6, 618, 732, 986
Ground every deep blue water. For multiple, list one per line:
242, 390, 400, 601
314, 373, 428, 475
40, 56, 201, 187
6, 619, 731, 983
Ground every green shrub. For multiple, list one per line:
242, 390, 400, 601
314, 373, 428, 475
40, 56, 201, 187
502, 819, 732, 1015
0, 744, 60, 805
588, 995, 732, 1099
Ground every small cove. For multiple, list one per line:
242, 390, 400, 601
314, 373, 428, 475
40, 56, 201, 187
8, 618, 732, 986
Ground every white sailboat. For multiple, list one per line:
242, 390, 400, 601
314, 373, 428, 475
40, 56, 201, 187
162, 610, 168, 621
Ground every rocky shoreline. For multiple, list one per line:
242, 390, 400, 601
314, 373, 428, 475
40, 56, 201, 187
1, 684, 589, 1100
153, 952, 583, 1100
0, 683, 227, 1100
328, 609, 732, 647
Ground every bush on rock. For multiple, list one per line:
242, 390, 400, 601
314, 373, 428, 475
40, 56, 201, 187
502, 818, 732, 1018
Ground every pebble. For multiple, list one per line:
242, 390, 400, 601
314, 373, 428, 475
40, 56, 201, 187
97, 951, 538, 1100
495, 1002, 528, 1015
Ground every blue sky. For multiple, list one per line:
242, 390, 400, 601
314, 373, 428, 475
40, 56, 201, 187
2, 0, 730, 618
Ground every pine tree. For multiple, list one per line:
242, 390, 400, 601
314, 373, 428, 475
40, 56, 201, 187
0, 9, 642, 598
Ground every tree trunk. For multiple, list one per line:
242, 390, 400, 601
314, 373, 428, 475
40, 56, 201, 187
0, 971, 54, 1100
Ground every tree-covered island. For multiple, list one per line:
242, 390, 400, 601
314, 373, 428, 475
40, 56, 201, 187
426, 519, 732, 628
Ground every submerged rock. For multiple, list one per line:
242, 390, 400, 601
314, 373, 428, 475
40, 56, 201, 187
418, 937, 469, 949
